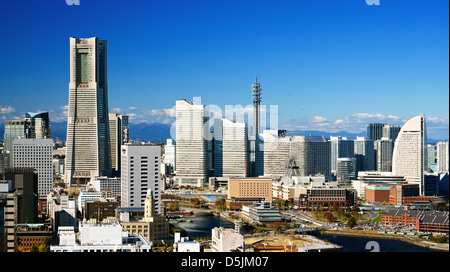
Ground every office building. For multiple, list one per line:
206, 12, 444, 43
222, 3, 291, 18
436, 141, 449, 173
109, 113, 129, 175
121, 143, 162, 212
392, 115, 427, 195
163, 139, 176, 168
382, 124, 401, 141
13, 138, 53, 201
226, 177, 273, 209
174, 99, 209, 187
90, 176, 121, 199
65, 37, 112, 186
367, 123, 385, 141
330, 136, 354, 173
427, 144, 436, 172
3, 120, 30, 166
25, 112, 52, 139
214, 119, 249, 177
243, 201, 282, 223
336, 158, 356, 184
376, 137, 394, 172
47, 190, 77, 232
354, 136, 375, 172
295, 181, 357, 209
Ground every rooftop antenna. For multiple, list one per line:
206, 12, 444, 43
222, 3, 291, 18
252, 76, 262, 136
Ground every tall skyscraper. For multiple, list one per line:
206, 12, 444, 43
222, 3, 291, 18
330, 136, 354, 173
214, 119, 249, 177
252, 77, 261, 137
376, 137, 394, 172
337, 158, 356, 184
25, 112, 52, 139
109, 113, 129, 175
382, 124, 401, 141
12, 139, 53, 200
174, 99, 209, 187
3, 121, 30, 167
65, 37, 112, 186
427, 144, 436, 172
392, 115, 427, 195
306, 135, 331, 180
367, 123, 385, 141
436, 141, 449, 173
354, 136, 375, 172
121, 143, 162, 212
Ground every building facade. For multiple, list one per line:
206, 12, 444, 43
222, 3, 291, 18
392, 115, 427, 195
174, 99, 209, 187
214, 119, 249, 177
376, 137, 394, 172
436, 141, 449, 173
65, 37, 112, 186
109, 113, 129, 175
12, 138, 53, 200
330, 136, 354, 173
354, 136, 375, 172
121, 144, 161, 212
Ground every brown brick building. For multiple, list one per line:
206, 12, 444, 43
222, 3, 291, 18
381, 210, 449, 234
226, 177, 273, 209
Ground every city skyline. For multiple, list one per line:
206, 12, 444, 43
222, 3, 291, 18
0, 0, 448, 140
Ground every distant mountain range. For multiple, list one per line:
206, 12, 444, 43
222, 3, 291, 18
0, 121, 447, 144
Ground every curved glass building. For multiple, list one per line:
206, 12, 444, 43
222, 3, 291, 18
392, 115, 427, 195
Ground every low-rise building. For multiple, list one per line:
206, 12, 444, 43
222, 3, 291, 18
50, 224, 152, 252
365, 185, 391, 203
294, 181, 357, 210
242, 201, 282, 223
211, 227, 244, 252
173, 232, 201, 252
381, 210, 449, 234
226, 177, 273, 209
121, 189, 170, 246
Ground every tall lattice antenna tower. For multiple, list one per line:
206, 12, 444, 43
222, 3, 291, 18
252, 77, 262, 136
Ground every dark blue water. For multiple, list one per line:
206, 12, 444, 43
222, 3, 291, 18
173, 211, 445, 252
172, 212, 235, 238
315, 234, 442, 252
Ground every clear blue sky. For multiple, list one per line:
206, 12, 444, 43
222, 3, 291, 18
0, 0, 448, 139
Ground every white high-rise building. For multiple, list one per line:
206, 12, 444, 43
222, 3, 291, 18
392, 115, 427, 195
163, 139, 176, 168
12, 138, 53, 198
121, 143, 162, 213
174, 99, 209, 187
214, 119, 249, 177
437, 141, 449, 173
65, 37, 111, 186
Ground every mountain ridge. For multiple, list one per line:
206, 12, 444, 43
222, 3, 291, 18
1, 121, 447, 144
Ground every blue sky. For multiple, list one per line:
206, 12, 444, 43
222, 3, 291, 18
0, 0, 448, 139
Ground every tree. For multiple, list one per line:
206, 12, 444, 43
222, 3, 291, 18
323, 211, 336, 222
347, 216, 357, 229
